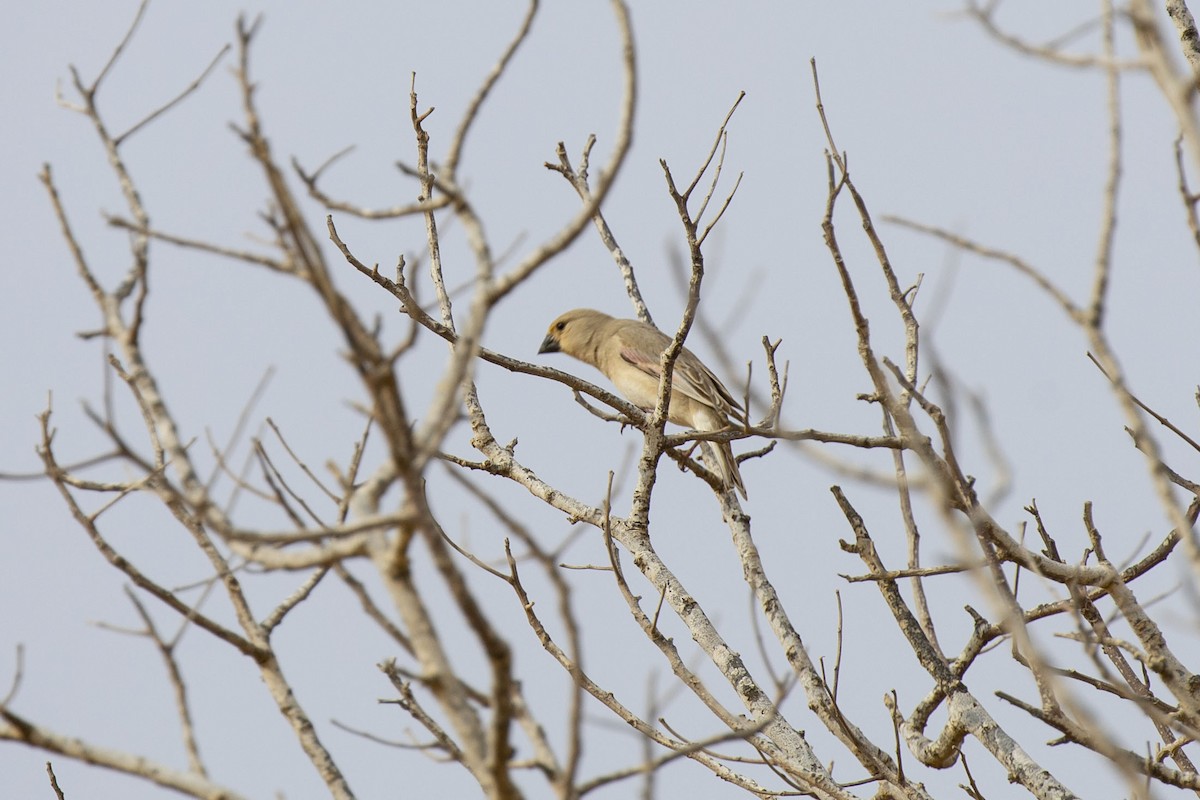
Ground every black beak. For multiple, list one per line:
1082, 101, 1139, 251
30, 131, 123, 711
538, 334, 560, 354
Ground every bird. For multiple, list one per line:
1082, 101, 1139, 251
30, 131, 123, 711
538, 308, 747, 498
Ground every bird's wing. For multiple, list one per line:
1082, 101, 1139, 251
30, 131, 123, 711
616, 331, 742, 422
681, 357, 746, 424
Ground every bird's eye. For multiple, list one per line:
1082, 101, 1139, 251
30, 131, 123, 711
555, 321, 566, 331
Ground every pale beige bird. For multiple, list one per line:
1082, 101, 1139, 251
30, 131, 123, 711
538, 308, 747, 498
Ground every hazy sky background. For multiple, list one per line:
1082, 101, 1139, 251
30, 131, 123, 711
4, 2, 1199, 798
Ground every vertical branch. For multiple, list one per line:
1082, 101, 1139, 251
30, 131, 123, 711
409, 84, 454, 330
486, 0, 637, 303
546, 137, 653, 325
123, 589, 207, 777
1165, 0, 1200, 78
443, 0, 540, 179
1129, 0, 1200, 168
1088, 0, 1121, 327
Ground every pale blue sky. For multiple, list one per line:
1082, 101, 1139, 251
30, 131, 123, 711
3, 3, 1198, 798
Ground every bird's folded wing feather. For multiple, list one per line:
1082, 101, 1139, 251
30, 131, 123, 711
617, 341, 738, 419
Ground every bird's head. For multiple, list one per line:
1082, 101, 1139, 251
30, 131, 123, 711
538, 308, 611, 357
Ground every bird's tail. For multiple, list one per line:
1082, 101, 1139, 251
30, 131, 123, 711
703, 440, 747, 500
